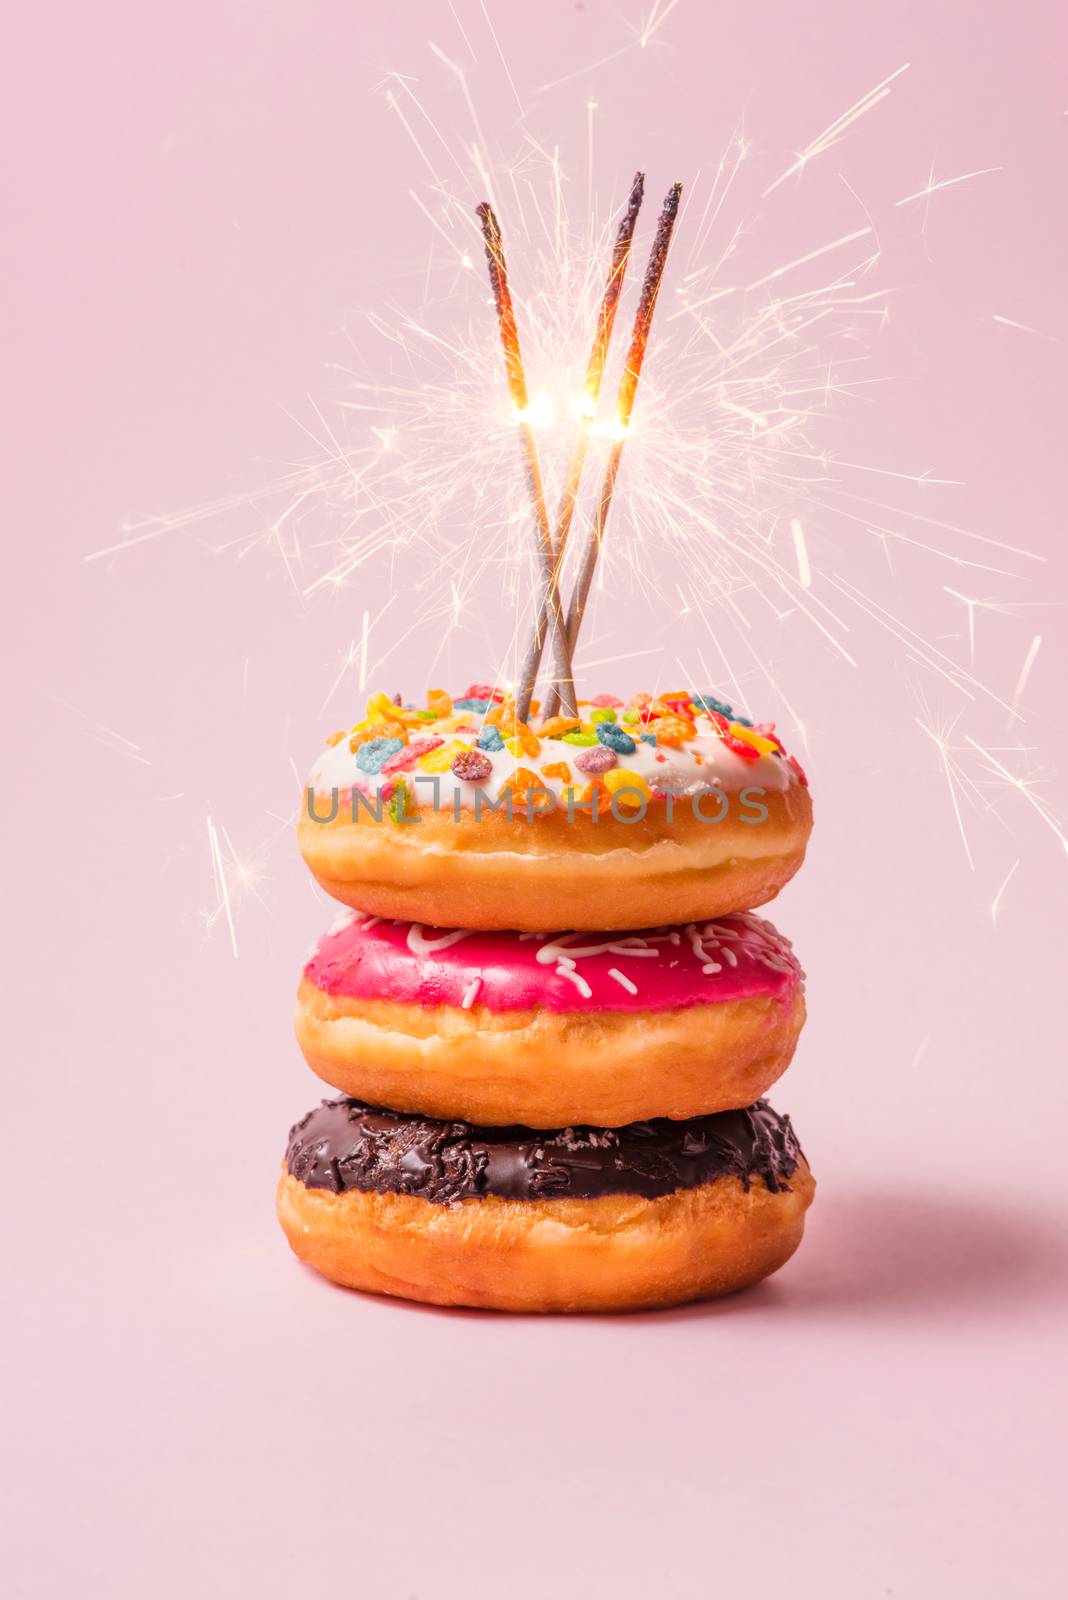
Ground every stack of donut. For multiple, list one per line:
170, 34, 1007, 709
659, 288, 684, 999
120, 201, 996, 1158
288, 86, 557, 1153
278, 685, 815, 1312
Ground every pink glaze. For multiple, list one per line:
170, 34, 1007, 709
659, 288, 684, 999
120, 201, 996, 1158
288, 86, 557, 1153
304, 912, 803, 1014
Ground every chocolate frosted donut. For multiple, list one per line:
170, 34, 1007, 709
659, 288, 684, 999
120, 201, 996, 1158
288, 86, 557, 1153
286, 1097, 804, 1203
277, 1097, 815, 1312
295, 911, 806, 1126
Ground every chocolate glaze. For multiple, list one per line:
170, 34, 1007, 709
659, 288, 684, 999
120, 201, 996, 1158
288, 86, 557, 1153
285, 1097, 804, 1206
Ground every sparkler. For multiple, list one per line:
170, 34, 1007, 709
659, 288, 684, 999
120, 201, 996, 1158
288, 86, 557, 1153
516, 169, 645, 716
475, 199, 574, 717
545, 180, 682, 716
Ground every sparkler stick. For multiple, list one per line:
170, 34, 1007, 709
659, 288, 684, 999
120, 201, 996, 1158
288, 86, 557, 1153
515, 170, 646, 719
546, 180, 682, 715
475, 200, 572, 720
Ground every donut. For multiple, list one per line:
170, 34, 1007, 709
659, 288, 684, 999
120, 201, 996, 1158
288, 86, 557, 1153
297, 686, 812, 931
276, 1096, 815, 1312
296, 910, 805, 1127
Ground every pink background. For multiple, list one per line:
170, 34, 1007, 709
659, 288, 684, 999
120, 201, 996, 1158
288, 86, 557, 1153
5, 2, 1068, 1595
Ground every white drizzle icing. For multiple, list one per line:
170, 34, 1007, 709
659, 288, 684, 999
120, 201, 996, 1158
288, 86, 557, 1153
461, 975, 483, 1009
684, 921, 726, 976
535, 932, 660, 998
535, 934, 661, 964
755, 952, 797, 974
728, 911, 798, 973
327, 908, 361, 936
608, 967, 638, 996
553, 958, 593, 999
308, 906, 360, 963
406, 925, 474, 955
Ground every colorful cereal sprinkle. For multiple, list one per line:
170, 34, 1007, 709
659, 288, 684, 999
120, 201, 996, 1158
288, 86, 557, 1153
451, 749, 493, 783
595, 722, 637, 754
356, 737, 404, 774
325, 685, 806, 802
476, 725, 506, 753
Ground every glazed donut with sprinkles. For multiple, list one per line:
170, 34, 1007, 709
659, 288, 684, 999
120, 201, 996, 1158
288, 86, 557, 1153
297, 685, 813, 933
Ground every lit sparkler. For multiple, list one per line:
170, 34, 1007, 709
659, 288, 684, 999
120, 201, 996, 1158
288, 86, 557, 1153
544, 179, 683, 717
475, 198, 575, 717
516, 169, 646, 716
84, 10, 1064, 941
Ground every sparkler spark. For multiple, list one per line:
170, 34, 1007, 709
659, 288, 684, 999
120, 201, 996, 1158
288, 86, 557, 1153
964, 736, 1068, 857
1010, 635, 1042, 713
68, 710, 153, 766
790, 517, 812, 589
991, 315, 1048, 337
943, 587, 1021, 663
761, 64, 910, 197
895, 166, 1003, 208
992, 314, 1055, 341
990, 858, 1020, 925
203, 812, 289, 956
916, 713, 984, 870
205, 816, 239, 957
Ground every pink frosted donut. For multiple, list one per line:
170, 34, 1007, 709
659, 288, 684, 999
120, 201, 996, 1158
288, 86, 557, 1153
295, 910, 806, 1127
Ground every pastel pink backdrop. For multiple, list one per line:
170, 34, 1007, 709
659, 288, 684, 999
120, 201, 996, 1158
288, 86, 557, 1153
4, 3, 1067, 1597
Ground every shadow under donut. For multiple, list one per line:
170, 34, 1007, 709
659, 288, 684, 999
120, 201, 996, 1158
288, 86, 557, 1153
292, 1185, 1068, 1324
628, 1185, 1068, 1326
